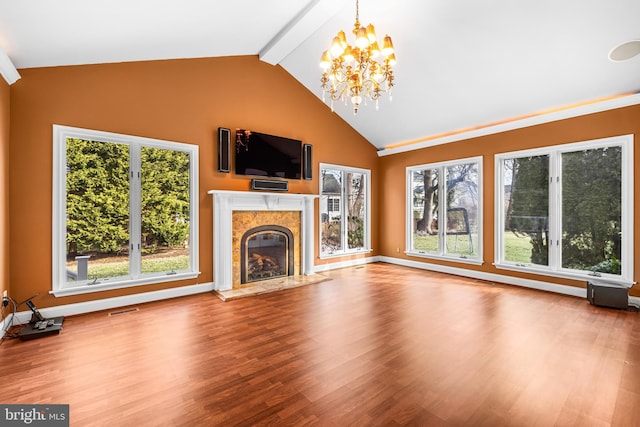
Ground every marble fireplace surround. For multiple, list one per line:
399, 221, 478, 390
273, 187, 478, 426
208, 190, 318, 291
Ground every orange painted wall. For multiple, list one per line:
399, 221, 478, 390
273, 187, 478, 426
379, 104, 640, 297
8, 56, 380, 308
0, 78, 9, 305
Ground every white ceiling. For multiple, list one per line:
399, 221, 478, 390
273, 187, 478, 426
1, 0, 639, 150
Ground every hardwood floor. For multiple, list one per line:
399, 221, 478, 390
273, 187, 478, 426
1, 263, 639, 426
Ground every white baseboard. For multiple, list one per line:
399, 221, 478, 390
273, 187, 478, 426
3, 282, 215, 329
379, 256, 640, 307
379, 256, 589, 298
313, 255, 382, 273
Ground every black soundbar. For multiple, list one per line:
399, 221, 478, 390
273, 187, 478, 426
251, 179, 288, 192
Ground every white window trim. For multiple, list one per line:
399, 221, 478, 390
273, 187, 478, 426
319, 163, 372, 259
52, 125, 200, 297
494, 134, 634, 286
405, 156, 483, 265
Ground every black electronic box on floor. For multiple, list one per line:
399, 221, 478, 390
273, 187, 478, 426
17, 299, 65, 340
587, 280, 629, 310
18, 316, 65, 340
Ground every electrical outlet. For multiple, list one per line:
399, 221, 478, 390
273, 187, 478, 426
2, 290, 6, 299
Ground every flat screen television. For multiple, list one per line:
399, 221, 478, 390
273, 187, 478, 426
235, 129, 302, 179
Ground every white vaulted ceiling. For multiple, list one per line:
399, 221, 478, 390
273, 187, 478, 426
1, 0, 639, 151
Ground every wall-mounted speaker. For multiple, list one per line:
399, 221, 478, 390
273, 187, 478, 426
251, 179, 289, 192
302, 143, 312, 180
218, 127, 230, 173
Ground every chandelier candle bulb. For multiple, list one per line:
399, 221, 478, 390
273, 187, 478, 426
387, 53, 396, 66
330, 37, 344, 56
370, 41, 381, 57
356, 27, 369, 49
337, 31, 348, 48
320, 50, 331, 70
382, 35, 394, 56
366, 24, 377, 43
320, 0, 396, 115
343, 46, 355, 63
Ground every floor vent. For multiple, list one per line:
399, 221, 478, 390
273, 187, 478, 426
108, 307, 139, 317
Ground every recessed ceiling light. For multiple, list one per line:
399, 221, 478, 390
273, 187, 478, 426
608, 40, 640, 61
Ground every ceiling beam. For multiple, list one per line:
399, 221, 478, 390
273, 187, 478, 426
0, 46, 20, 85
259, 0, 344, 65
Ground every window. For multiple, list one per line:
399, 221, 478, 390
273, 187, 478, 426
407, 157, 482, 263
320, 164, 371, 257
495, 135, 633, 284
52, 125, 199, 295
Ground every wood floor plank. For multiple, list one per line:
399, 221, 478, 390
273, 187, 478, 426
1, 262, 639, 426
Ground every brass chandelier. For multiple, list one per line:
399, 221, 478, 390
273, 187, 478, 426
320, 0, 396, 114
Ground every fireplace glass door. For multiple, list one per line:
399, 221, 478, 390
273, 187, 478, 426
241, 226, 294, 284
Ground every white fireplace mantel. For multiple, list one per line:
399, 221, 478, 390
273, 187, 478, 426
208, 190, 318, 291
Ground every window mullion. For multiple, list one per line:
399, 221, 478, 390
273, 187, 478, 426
497, 159, 506, 264
548, 152, 560, 270
438, 166, 446, 255
364, 171, 371, 251
621, 140, 634, 281
341, 170, 348, 252
407, 170, 415, 252
129, 145, 142, 277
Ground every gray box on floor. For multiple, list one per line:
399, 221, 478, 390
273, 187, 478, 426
587, 280, 628, 309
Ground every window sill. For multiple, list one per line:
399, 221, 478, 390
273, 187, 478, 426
319, 249, 373, 260
406, 250, 484, 266
493, 263, 634, 288
50, 271, 201, 297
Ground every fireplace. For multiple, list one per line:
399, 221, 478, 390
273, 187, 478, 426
209, 190, 318, 291
241, 225, 294, 284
